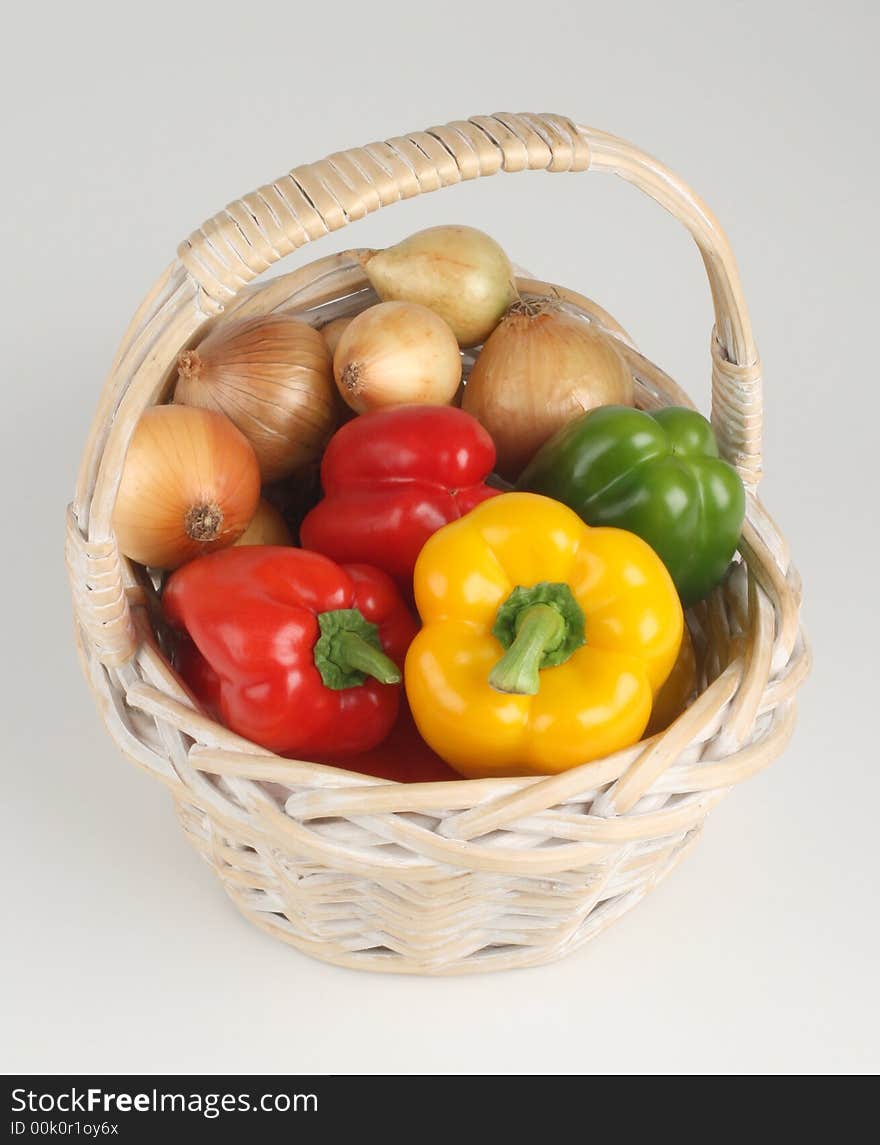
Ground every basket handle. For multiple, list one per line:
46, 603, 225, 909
178, 113, 762, 483
73, 113, 763, 670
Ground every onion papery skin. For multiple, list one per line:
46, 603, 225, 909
462, 301, 634, 481
234, 498, 293, 547
175, 315, 337, 483
321, 316, 354, 357
113, 405, 261, 570
333, 301, 462, 414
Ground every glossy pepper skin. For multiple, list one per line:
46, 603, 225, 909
300, 405, 500, 585
405, 493, 684, 777
518, 406, 746, 605
164, 547, 416, 758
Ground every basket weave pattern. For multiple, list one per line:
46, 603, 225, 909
67, 114, 809, 973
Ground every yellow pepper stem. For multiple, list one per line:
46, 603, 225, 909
489, 582, 586, 696
489, 604, 567, 695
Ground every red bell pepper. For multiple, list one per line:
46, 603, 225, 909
300, 405, 500, 584
328, 701, 460, 783
175, 645, 459, 782
163, 547, 416, 758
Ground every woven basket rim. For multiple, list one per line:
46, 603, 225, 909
79, 256, 807, 822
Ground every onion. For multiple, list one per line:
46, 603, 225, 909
360, 225, 516, 347
321, 316, 354, 357
175, 315, 337, 483
333, 301, 461, 413
113, 405, 260, 569
234, 498, 293, 547
462, 299, 634, 480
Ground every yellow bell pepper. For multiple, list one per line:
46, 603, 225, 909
645, 624, 697, 736
405, 492, 684, 777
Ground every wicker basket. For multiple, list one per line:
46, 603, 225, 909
66, 113, 809, 975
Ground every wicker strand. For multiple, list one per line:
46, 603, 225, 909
712, 333, 764, 485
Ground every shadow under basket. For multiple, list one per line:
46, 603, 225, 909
66, 113, 809, 974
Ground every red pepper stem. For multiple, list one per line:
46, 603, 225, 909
489, 604, 566, 696
314, 607, 401, 690
333, 631, 400, 685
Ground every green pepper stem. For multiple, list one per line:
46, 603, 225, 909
331, 630, 400, 685
489, 604, 566, 695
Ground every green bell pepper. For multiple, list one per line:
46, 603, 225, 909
518, 405, 746, 605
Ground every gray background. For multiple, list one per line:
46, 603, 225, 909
3, 0, 878, 1074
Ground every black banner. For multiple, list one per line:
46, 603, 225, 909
5, 1078, 351, 1141
7, 1075, 570, 1139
